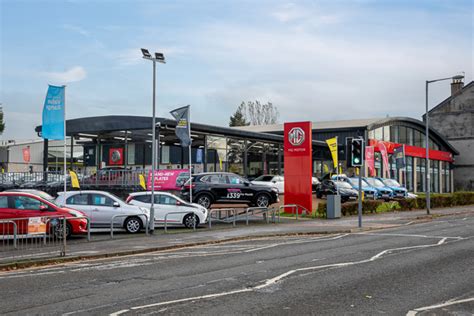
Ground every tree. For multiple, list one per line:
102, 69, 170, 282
233, 100, 279, 126
229, 103, 250, 127
0, 107, 4, 135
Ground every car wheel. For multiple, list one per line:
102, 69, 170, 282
183, 213, 199, 229
53, 221, 72, 239
124, 216, 142, 234
196, 194, 212, 209
255, 193, 270, 207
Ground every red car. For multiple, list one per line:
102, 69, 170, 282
0, 191, 88, 239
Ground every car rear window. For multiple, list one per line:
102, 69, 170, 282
132, 195, 151, 203
66, 194, 89, 205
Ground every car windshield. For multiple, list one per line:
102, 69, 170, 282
365, 178, 386, 188
254, 175, 274, 182
34, 191, 56, 202
335, 181, 352, 189
383, 179, 401, 187
350, 178, 369, 188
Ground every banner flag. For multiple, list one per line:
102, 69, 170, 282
170, 105, 191, 147
42, 85, 65, 140
394, 145, 406, 169
378, 142, 390, 178
139, 174, 147, 190
69, 170, 80, 189
325, 137, 338, 169
22, 147, 31, 163
365, 146, 375, 177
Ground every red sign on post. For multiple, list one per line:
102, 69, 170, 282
284, 122, 313, 214
109, 148, 124, 165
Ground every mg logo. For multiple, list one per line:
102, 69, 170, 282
288, 127, 305, 146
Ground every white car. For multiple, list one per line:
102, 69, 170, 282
56, 190, 150, 234
126, 191, 208, 228
251, 175, 284, 193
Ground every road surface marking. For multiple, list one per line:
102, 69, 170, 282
406, 297, 474, 315
109, 237, 452, 315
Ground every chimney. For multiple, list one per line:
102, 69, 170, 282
451, 78, 464, 96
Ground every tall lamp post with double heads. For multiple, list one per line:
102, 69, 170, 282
141, 48, 166, 233
425, 74, 464, 215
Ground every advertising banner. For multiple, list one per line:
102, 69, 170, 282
147, 169, 190, 190
28, 217, 47, 235
170, 105, 191, 147
42, 85, 65, 140
284, 121, 312, 214
365, 146, 375, 177
378, 142, 390, 178
109, 148, 124, 165
325, 137, 338, 169
22, 147, 30, 163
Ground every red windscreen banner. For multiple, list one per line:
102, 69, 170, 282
284, 121, 312, 214
369, 139, 454, 162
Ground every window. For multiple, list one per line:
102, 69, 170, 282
13, 196, 42, 210
66, 194, 89, 205
399, 126, 407, 145
383, 126, 390, 142
390, 126, 399, 143
228, 175, 245, 184
374, 128, 383, 141
406, 157, 413, 192
158, 195, 177, 205
133, 195, 151, 203
407, 128, 414, 146
201, 174, 226, 184
90, 194, 114, 207
0, 196, 8, 209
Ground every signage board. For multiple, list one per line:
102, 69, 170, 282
147, 169, 190, 191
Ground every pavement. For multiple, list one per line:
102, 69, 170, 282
0, 205, 473, 270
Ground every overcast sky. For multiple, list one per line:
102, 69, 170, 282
1, 0, 472, 140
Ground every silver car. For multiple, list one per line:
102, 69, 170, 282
56, 190, 150, 233
126, 191, 208, 228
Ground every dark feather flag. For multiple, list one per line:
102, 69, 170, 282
170, 105, 191, 147
394, 145, 406, 169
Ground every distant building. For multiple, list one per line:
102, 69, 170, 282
424, 80, 474, 191
0, 138, 83, 172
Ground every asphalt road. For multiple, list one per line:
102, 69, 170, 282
0, 214, 473, 316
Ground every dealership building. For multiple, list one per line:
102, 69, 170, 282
30, 114, 458, 194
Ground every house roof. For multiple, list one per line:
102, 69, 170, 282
425, 81, 474, 116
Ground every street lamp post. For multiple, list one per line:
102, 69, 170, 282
141, 48, 165, 233
425, 74, 464, 215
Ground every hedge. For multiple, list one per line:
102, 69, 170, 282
314, 191, 474, 219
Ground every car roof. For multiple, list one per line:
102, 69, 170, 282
0, 191, 51, 201
57, 190, 112, 195
129, 191, 175, 197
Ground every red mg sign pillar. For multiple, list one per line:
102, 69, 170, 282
284, 122, 312, 214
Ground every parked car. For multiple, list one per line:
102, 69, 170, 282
364, 178, 394, 201
316, 180, 358, 203
55, 190, 149, 234
181, 172, 279, 209
0, 191, 88, 238
5, 189, 56, 202
251, 175, 284, 193
332, 175, 377, 200
126, 191, 208, 228
376, 178, 408, 198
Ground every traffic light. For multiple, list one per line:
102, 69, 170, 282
351, 138, 364, 167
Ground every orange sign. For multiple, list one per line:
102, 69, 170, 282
28, 217, 47, 235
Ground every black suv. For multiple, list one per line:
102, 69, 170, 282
181, 172, 279, 209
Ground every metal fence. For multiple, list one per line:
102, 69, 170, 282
0, 170, 145, 192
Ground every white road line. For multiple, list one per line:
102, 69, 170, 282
406, 297, 474, 315
109, 237, 453, 315
359, 232, 464, 240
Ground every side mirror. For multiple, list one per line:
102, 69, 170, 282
113, 201, 120, 208
39, 205, 49, 211
244, 181, 250, 186
271, 180, 277, 183
176, 201, 182, 206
